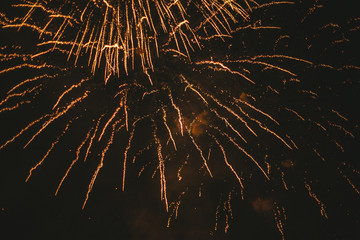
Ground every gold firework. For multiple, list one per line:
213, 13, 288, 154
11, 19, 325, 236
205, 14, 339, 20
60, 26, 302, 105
0, 1, 359, 238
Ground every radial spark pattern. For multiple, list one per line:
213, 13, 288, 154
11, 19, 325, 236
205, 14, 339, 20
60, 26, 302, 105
1, 0, 250, 81
0, 0, 359, 239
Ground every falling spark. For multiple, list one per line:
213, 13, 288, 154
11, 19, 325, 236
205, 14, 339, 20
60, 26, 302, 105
0, 0, 359, 239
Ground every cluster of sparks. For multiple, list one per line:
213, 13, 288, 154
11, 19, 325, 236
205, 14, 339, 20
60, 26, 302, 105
1, 0, 251, 83
0, 0, 359, 238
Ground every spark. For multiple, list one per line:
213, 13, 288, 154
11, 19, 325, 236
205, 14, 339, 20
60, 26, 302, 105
305, 182, 328, 219
83, 121, 121, 209
0, 1, 359, 238
55, 127, 93, 196
213, 136, 244, 188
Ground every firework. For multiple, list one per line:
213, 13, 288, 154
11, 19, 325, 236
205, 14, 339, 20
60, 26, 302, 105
0, 0, 250, 82
0, 0, 359, 239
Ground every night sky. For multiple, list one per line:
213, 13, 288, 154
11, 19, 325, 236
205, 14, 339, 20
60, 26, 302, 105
1, 1, 360, 239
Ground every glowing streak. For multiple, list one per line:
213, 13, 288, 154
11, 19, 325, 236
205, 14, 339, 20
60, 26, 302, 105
230, 59, 298, 76
331, 109, 348, 121
26, 122, 72, 182
2, 23, 53, 35
273, 204, 286, 240
99, 107, 121, 141
215, 128, 270, 180
168, 89, 184, 135
162, 108, 177, 151
187, 128, 213, 178
83, 121, 119, 209
84, 117, 104, 162
339, 171, 360, 195
209, 94, 258, 137
313, 148, 325, 162
0, 63, 51, 75
328, 121, 354, 138
144, 69, 153, 86
0, 115, 47, 150
285, 108, 305, 121
0, 86, 40, 106
252, 54, 313, 65
53, 78, 88, 110
55, 128, 93, 196
24, 92, 89, 148
122, 120, 138, 191
196, 60, 255, 84
235, 98, 280, 125
237, 105, 293, 149
154, 129, 169, 212
212, 109, 247, 143
213, 136, 244, 188
281, 172, 288, 190
183, 79, 208, 104
0, 101, 30, 113
305, 182, 328, 219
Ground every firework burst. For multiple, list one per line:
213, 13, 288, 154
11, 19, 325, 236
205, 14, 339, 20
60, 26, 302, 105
1, 0, 359, 239
1, 0, 251, 82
